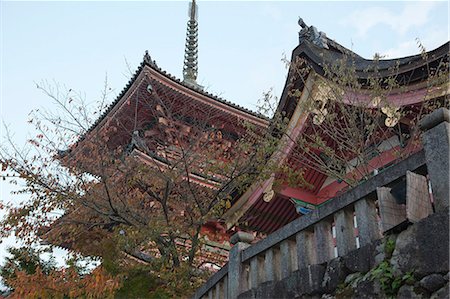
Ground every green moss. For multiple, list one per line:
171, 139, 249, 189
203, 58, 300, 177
369, 261, 416, 297
384, 237, 396, 258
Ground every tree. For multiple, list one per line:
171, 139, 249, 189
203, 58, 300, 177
0, 246, 119, 299
0, 74, 275, 297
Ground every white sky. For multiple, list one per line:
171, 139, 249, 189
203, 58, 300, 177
0, 0, 448, 266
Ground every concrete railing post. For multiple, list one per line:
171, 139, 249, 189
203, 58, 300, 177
419, 107, 450, 211
263, 248, 276, 281
354, 197, 382, 247
249, 256, 264, 290
228, 231, 254, 299
280, 239, 296, 278
314, 220, 334, 264
296, 229, 315, 269
334, 208, 356, 256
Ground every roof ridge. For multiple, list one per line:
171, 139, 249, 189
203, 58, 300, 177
142, 54, 268, 120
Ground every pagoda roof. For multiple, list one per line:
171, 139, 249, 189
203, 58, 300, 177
291, 38, 449, 79
77, 52, 269, 145
278, 38, 449, 118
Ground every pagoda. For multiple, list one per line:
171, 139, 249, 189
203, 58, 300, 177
43, 0, 269, 267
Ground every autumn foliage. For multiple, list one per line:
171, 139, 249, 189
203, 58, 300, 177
0, 75, 273, 297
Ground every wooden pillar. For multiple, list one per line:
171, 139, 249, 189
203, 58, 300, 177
377, 187, 407, 233
406, 171, 433, 222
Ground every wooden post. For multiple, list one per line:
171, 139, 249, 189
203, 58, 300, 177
406, 171, 433, 222
377, 187, 407, 233
334, 208, 356, 256
354, 197, 382, 246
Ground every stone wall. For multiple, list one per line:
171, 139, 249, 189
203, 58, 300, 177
238, 209, 449, 299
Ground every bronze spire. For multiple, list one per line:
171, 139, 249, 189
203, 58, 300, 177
183, 0, 200, 88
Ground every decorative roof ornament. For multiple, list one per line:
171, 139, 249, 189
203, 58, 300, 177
143, 50, 157, 67
298, 17, 329, 49
183, 0, 201, 88
382, 106, 401, 127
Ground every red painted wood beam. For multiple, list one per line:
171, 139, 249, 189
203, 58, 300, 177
277, 185, 318, 205
316, 143, 422, 204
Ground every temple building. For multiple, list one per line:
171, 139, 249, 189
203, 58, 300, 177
192, 16, 449, 295
45, 0, 449, 274
45, 0, 269, 267
223, 19, 449, 236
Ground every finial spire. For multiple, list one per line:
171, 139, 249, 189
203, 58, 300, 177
183, 0, 201, 88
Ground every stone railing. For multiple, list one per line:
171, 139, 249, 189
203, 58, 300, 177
193, 108, 449, 299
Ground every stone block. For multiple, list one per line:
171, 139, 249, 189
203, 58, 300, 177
334, 209, 356, 256
237, 288, 255, 299
342, 241, 378, 273
430, 283, 449, 299
321, 257, 348, 293
353, 280, 380, 299
282, 272, 301, 297
373, 241, 386, 268
419, 274, 446, 293
344, 272, 363, 285
296, 264, 326, 296
398, 285, 424, 299
390, 210, 449, 278
254, 281, 277, 299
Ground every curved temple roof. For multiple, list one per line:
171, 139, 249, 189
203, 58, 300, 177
76, 52, 268, 145
277, 30, 449, 118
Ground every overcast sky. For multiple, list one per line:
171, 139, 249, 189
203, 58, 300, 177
0, 0, 448, 266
